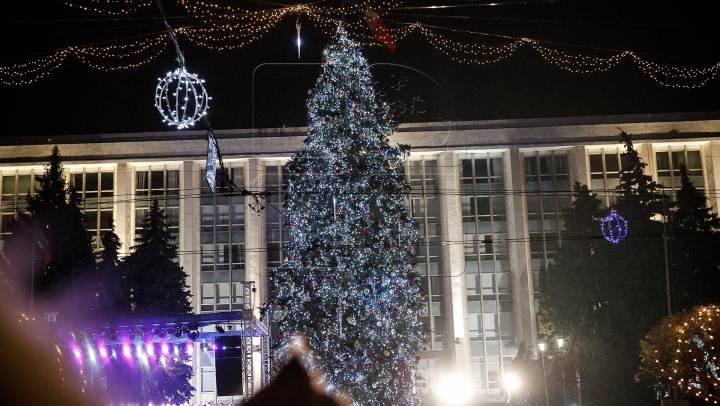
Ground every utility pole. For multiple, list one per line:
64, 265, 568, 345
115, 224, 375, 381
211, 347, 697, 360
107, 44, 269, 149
663, 194, 678, 405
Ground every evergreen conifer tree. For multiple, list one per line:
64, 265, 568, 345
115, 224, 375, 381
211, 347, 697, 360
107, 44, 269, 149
540, 132, 667, 405
105, 199, 194, 404
267, 26, 425, 405
20, 146, 95, 317
122, 198, 191, 317
667, 163, 720, 310
94, 219, 123, 318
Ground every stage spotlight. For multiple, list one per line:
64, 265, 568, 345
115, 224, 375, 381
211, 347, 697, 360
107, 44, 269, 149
156, 328, 168, 339
215, 325, 225, 334
73, 348, 82, 360
173, 326, 183, 338
146, 343, 155, 357
161, 343, 170, 356
122, 344, 132, 358
99, 346, 109, 359
187, 323, 199, 341
75, 332, 86, 344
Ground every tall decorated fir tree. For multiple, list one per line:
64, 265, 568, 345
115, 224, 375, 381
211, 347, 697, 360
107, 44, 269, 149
267, 26, 426, 405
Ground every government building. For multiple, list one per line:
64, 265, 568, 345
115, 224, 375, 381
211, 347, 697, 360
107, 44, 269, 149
2, 111, 719, 404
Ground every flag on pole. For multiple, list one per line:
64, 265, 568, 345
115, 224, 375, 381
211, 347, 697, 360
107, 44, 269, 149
364, 8, 396, 51
206, 131, 218, 192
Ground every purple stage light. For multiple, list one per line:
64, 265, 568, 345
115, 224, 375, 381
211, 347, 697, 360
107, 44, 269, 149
146, 343, 155, 357
123, 344, 132, 358
186, 343, 194, 356
161, 343, 170, 356
99, 346, 108, 359
73, 348, 82, 360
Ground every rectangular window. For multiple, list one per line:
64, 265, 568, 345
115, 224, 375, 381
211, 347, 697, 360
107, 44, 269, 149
67, 170, 115, 250
265, 165, 290, 273
135, 168, 179, 239
406, 158, 444, 351
523, 152, 570, 336
461, 153, 515, 395
588, 149, 629, 206
655, 149, 704, 195
199, 165, 246, 313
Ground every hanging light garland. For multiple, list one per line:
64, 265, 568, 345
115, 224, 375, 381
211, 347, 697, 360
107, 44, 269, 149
601, 208, 628, 243
3, 1, 720, 89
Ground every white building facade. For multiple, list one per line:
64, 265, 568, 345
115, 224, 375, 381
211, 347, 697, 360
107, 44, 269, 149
2, 112, 720, 404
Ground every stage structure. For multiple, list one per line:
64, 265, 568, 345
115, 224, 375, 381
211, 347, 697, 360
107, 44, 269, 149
51, 282, 271, 398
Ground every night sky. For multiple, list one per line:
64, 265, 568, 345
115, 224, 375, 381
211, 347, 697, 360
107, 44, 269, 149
2, 0, 719, 137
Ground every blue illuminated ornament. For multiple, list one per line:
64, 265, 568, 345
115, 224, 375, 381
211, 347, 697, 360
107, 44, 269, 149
601, 208, 628, 243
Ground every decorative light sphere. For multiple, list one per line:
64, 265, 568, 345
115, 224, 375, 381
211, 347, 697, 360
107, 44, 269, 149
601, 208, 628, 243
154, 67, 210, 129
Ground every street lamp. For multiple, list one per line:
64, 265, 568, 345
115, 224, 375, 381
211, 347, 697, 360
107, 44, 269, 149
557, 338, 568, 406
538, 343, 549, 406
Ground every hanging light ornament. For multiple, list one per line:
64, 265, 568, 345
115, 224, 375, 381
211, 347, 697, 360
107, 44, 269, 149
601, 208, 628, 243
155, 67, 209, 129
153, 0, 210, 129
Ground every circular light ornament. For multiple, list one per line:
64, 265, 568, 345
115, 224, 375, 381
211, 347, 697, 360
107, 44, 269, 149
601, 208, 628, 243
155, 67, 210, 129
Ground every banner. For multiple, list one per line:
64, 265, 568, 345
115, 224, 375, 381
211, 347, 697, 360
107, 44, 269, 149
206, 131, 218, 192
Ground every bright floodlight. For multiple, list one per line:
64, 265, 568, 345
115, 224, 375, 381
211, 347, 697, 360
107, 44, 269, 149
123, 344, 132, 358
436, 374, 473, 404
538, 342, 546, 352
146, 343, 155, 357
99, 347, 108, 359
73, 348, 82, 360
504, 372, 520, 392
556, 338, 565, 348
161, 343, 170, 356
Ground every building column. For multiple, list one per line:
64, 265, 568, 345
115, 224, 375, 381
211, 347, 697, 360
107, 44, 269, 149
504, 149, 535, 347
567, 146, 589, 186
114, 163, 133, 257
437, 152, 470, 373
637, 142, 656, 182
702, 141, 720, 212
180, 161, 200, 313
245, 158, 266, 317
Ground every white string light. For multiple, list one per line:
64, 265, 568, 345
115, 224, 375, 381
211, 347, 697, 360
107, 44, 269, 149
2, 1, 719, 89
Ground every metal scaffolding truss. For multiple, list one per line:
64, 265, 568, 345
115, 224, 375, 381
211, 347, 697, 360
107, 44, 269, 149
52, 281, 271, 400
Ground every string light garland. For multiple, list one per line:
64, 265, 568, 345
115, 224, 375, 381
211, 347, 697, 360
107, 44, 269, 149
639, 305, 720, 404
0, 50, 70, 85
65, 0, 154, 15
601, 208, 628, 243
74, 34, 168, 70
2, 1, 720, 89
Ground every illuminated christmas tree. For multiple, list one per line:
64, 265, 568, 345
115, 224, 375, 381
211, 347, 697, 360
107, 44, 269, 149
267, 26, 426, 405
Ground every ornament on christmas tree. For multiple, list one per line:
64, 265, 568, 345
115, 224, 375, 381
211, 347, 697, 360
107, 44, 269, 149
155, 67, 209, 129
601, 208, 628, 243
